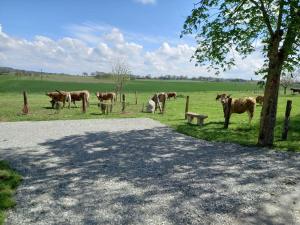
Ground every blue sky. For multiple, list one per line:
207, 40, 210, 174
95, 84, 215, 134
0, 0, 194, 49
0, 0, 263, 78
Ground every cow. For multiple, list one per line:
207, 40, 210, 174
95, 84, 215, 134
46, 90, 71, 109
256, 95, 264, 105
216, 93, 229, 115
217, 94, 256, 123
151, 92, 167, 110
68, 90, 90, 107
96, 92, 116, 103
167, 92, 177, 100
146, 100, 156, 113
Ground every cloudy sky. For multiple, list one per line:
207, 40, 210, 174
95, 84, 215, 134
0, 0, 264, 79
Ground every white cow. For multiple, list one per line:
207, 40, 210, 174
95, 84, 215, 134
146, 100, 156, 113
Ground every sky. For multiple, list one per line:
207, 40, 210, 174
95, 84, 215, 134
0, 0, 264, 79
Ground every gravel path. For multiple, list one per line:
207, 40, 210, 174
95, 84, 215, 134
0, 118, 300, 225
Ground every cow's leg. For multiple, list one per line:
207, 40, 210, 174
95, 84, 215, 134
247, 110, 253, 124
50, 100, 55, 109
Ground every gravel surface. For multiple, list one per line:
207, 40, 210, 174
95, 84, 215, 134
0, 118, 300, 225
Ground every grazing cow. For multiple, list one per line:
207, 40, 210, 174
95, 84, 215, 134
46, 91, 71, 109
96, 92, 116, 103
290, 88, 300, 94
151, 92, 167, 110
167, 92, 177, 100
217, 94, 256, 123
256, 95, 264, 105
68, 90, 90, 107
146, 100, 156, 113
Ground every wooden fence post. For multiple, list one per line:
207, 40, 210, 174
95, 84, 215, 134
135, 91, 138, 105
22, 91, 29, 114
162, 95, 166, 114
141, 103, 144, 112
224, 98, 232, 129
185, 96, 189, 119
82, 93, 87, 113
282, 100, 292, 140
122, 94, 126, 113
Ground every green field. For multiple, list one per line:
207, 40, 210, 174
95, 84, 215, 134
1, 75, 300, 151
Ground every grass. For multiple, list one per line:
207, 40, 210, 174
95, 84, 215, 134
0, 75, 300, 151
0, 161, 21, 225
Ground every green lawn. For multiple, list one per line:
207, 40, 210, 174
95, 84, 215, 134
0, 75, 300, 151
0, 161, 21, 225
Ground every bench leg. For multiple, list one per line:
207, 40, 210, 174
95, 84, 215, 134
197, 118, 204, 126
187, 116, 193, 124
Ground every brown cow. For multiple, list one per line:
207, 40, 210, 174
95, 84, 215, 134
46, 91, 71, 109
96, 92, 116, 103
151, 92, 167, 110
68, 90, 90, 107
167, 92, 177, 100
256, 95, 264, 105
217, 94, 256, 123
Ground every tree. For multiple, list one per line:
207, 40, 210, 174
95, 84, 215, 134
182, 0, 300, 146
280, 72, 298, 94
111, 59, 131, 99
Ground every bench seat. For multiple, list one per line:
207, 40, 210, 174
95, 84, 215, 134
186, 112, 208, 126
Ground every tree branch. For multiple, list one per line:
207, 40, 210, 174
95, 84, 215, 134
249, 0, 274, 35
276, 0, 285, 32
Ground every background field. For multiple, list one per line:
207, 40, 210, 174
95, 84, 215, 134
0, 75, 299, 151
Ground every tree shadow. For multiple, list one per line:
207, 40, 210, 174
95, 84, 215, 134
2, 127, 300, 224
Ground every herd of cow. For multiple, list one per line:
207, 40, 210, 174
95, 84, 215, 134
45, 90, 264, 122
45, 90, 177, 111
216, 93, 264, 123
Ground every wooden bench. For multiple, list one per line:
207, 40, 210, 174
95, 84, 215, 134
186, 112, 208, 126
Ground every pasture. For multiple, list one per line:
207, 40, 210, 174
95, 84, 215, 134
0, 75, 300, 151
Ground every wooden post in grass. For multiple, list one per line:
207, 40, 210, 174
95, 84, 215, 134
162, 95, 166, 114
22, 91, 29, 114
122, 94, 126, 113
141, 103, 144, 112
120, 93, 122, 102
184, 96, 189, 119
224, 98, 232, 129
282, 100, 292, 140
82, 93, 87, 113
135, 91, 138, 105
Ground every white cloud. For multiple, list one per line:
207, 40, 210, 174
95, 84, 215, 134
0, 24, 264, 79
134, 0, 156, 5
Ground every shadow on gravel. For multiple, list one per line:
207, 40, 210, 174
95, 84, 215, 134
2, 127, 300, 224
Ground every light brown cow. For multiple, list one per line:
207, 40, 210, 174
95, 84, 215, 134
217, 94, 256, 123
46, 91, 71, 109
151, 92, 167, 110
96, 92, 116, 103
167, 92, 177, 100
68, 90, 90, 107
256, 95, 264, 105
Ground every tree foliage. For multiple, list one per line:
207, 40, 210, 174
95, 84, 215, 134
181, 0, 300, 76
111, 59, 131, 95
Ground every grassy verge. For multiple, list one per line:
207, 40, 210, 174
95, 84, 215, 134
0, 161, 21, 225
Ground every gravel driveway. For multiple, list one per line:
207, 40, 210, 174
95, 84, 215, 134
0, 118, 300, 225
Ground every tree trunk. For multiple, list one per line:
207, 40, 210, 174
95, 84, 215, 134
258, 58, 282, 146
284, 87, 287, 95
